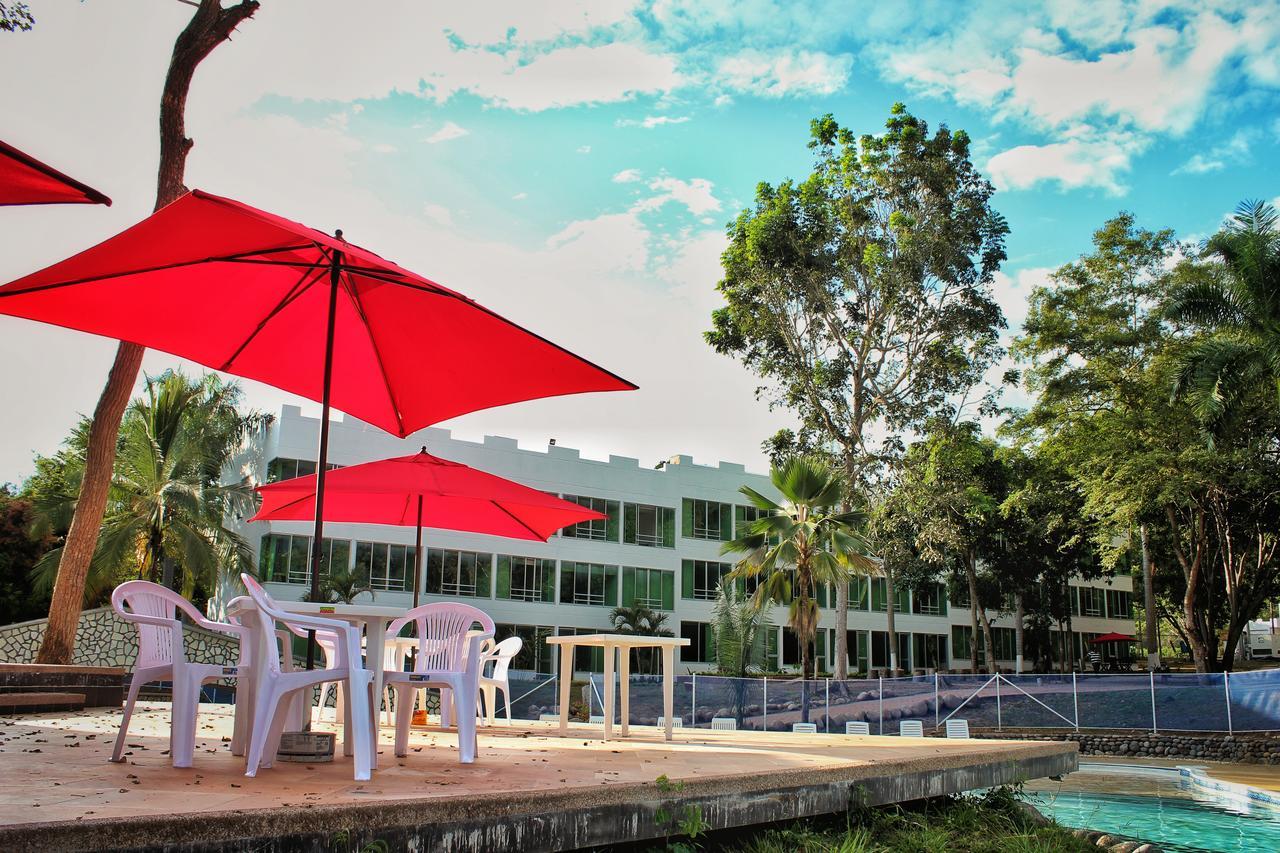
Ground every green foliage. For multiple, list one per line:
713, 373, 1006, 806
710, 584, 770, 678
304, 564, 374, 605
0, 2, 33, 32
0, 486, 54, 623
27, 370, 266, 609
723, 456, 874, 680
610, 605, 673, 674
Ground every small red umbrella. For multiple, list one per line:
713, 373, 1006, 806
0, 140, 111, 206
0, 189, 634, 619
1089, 633, 1136, 644
250, 447, 603, 607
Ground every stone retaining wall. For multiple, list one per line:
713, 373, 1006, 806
0, 607, 239, 671
974, 729, 1280, 764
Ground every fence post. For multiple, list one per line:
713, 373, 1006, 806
690, 673, 697, 729
1150, 669, 1158, 735
763, 677, 768, 731
995, 674, 1002, 731
934, 672, 939, 729
1072, 672, 1079, 731
1223, 672, 1233, 736
825, 678, 830, 733
878, 675, 884, 735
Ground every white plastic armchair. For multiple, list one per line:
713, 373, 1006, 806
110, 580, 249, 769
238, 574, 376, 781
384, 603, 494, 763
478, 636, 523, 726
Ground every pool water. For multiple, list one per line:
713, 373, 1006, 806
1023, 765, 1280, 852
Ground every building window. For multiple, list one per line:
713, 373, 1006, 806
265, 457, 341, 483
622, 566, 675, 610
494, 623, 555, 674
1075, 586, 1105, 617
991, 627, 1017, 661
260, 534, 349, 585
622, 503, 675, 548
911, 583, 948, 616
425, 548, 491, 598
496, 555, 555, 602
680, 621, 716, 663
558, 562, 619, 607
870, 631, 911, 670
870, 577, 910, 613
354, 541, 414, 592
560, 627, 606, 672
912, 633, 949, 670
682, 498, 732, 541
781, 627, 826, 671
681, 559, 732, 601
847, 577, 870, 611
1105, 589, 1133, 619
560, 495, 619, 542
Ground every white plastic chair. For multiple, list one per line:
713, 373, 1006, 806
478, 636, 523, 725
588, 714, 606, 724
845, 721, 871, 735
899, 720, 924, 737
710, 717, 737, 730
384, 603, 494, 764
239, 574, 375, 780
538, 713, 560, 723
110, 581, 249, 769
945, 719, 971, 739
792, 722, 818, 734
656, 716, 684, 728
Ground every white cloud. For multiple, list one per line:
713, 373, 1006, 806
991, 266, 1053, 330
715, 48, 853, 97
424, 121, 469, 144
371, 143, 398, 154
512, 192, 528, 200
1171, 128, 1257, 175
576, 145, 592, 154
612, 168, 643, 183
987, 131, 1143, 195
422, 202, 454, 227
637, 176, 720, 215
616, 115, 692, 128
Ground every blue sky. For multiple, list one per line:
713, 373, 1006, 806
2, 0, 1278, 480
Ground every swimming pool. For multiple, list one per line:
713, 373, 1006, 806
1023, 764, 1280, 852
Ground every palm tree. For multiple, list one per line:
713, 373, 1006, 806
32, 371, 263, 605
609, 604, 672, 674
1166, 199, 1280, 430
305, 565, 374, 605
711, 583, 771, 728
722, 456, 874, 685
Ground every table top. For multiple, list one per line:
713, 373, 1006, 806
278, 601, 408, 620
545, 633, 690, 648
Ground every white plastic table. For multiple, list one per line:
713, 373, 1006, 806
546, 634, 690, 741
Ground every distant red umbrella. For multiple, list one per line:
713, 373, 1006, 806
0, 140, 111, 206
251, 447, 603, 607
0, 189, 634, 624
1090, 633, 1136, 644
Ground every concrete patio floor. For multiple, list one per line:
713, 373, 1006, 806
0, 702, 1077, 852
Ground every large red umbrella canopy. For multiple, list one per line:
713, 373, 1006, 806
251, 447, 602, 542
251, 447, 602, 605
1090, 633, 1136, 644
0, 140, 111, 206
0, 189, 634, 436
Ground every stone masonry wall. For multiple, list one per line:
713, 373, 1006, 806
0, 607, 240, 671
974, 730, 1280, 765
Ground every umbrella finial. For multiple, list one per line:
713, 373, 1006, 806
334, 228, 344, 241
420, 445, 427, 453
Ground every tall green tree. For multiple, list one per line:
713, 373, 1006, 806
723, 456, 873, 699
39, 0, 259, 664
31, 371, 263, 607
0, 486, 54, 624
706, 104, 1008, 678
1165, 199, 1280, 431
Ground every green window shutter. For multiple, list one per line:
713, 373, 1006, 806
766, 629, 779, 671
815, 629, 826, 661
495, 556, 511, 599
681, 559, 694, 599
605, 501, 620, 542
816, 583, 828, 609
661, 507, 675, 547
259, 534, 274, 580
604, 565, 619, 606
719, 503, 732, 540
541, 559, 557, 602
939, 584, 948, 616
621, 566, 636, 607
734, 505, 746, 537
871, 578, 886, 611
477, 554, 492, 598
559, 563, 574, 604
622, 504, 636, 544
661, 570, 675, 610
896, 585, 910, 612
681, 499, 694, 538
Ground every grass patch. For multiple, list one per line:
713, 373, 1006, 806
638, 787, 1098, 853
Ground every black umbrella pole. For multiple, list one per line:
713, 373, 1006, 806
412, 495, 423, 609
306, 246, 343, 674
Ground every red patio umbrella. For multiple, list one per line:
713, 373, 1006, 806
1090, 633, 1136, 644
0, 140, 111, 206
0, 189, 634, 629
250, 447, 604, 607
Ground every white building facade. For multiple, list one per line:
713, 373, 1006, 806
233, 406, 1137, 676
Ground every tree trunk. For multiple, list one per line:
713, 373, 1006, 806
1140, 524, 1159, 670
884, 565, 898, 676
833, 451, 856, 680
968, 574, 980, 673
1014, 592, 1025, 675
967, 552, 996, 675
1167, 505, 1209, 673
35, 0, 258, 665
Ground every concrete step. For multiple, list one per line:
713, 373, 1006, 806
0, 692, 87, 713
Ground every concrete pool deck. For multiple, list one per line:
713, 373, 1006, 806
0, 703, 1077, 852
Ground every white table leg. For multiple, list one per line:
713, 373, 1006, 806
602, 644, 615, 742
662, 646, 676, 742
557, 644, 573, 737
365, 617, 389, 768
619, 644, 630, 738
